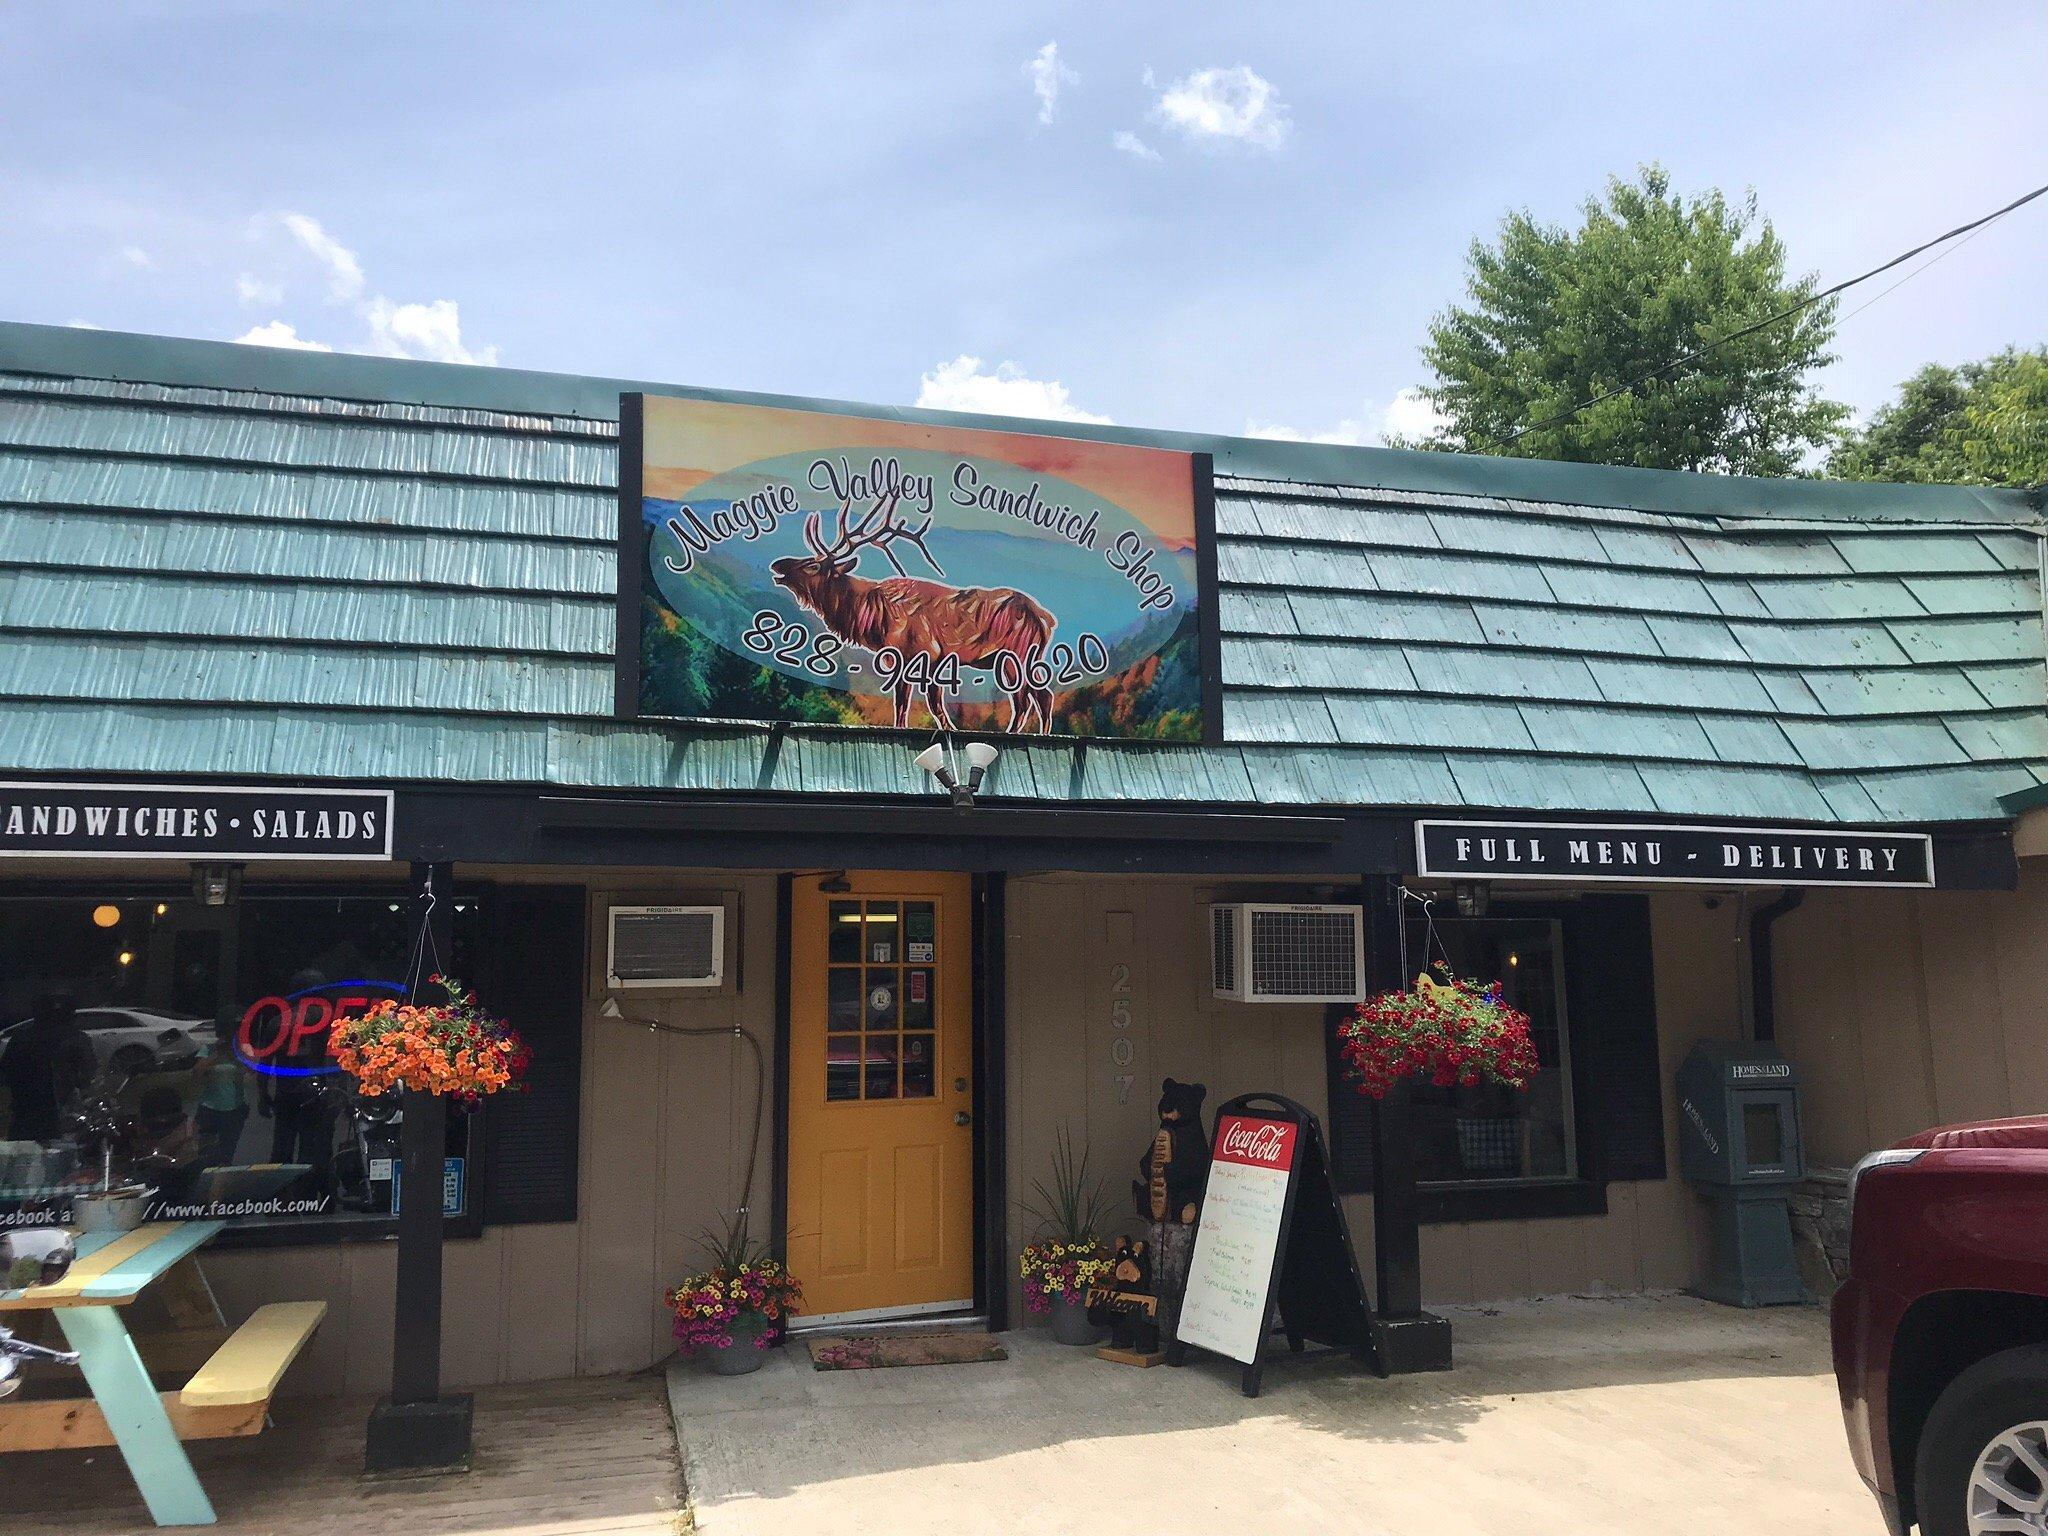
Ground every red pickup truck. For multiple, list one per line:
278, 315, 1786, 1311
1833, 1114, 2048, 1536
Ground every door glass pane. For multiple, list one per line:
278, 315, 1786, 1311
827, 967, 861, 1033
825, 1035, 860, 1101
864, 1033, 899, 1099
902, 967, 933, 1030
904, 902, 936, 964
864, 902, 899, 964
865, 970, 899, 1031
828, 901, 862, 964
902, 1033, 935, 1098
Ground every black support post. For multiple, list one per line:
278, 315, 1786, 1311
1362, 873, 1453, 1372
366, 860, 474, 1473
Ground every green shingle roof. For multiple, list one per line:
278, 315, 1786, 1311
0, 320, 2042, 825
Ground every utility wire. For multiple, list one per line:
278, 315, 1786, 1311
1477, 178, 2048, 451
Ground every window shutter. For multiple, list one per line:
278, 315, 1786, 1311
1324, 1002, 1375, 1193
482, 886, 586, 1225
1561, 895, 1665, 1183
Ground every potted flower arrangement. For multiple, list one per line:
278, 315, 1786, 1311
1337, 963, 1540, 1099
329, 974, 531, 1103
666, 1214, 802, 1376
1020, 1127, 1115, 1345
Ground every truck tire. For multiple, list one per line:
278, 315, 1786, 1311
1915, 1344, 2048, 1536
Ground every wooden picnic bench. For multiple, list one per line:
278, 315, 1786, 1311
0, 1222, 326, 1526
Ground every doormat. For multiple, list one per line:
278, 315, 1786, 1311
805, 1331, 1008, 1371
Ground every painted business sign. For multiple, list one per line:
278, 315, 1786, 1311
618, 395, 1217, 740
0, 782, 393, 860
1415, 819, 1936, 888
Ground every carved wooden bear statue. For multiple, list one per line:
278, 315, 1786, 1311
1133, 1077, 1209, 1225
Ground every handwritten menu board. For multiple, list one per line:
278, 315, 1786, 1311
1175, 1114, 1299, 1366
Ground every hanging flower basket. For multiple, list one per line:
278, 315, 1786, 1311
329, 974, 531, 1104
1337, 964, 1539, 1100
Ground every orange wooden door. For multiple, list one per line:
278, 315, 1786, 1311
787, 871, 975, 1322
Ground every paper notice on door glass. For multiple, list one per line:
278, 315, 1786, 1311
1175, 1115, 1298, 1365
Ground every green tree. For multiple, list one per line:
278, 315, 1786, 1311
1415, 166, 1847, 474
1830, 347, 2048, 488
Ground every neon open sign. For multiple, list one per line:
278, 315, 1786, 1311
235, 979, 408, 1077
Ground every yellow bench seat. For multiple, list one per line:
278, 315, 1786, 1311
180, 1300, 326, 1409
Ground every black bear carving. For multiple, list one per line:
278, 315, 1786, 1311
1134, 1077, 1209, 1225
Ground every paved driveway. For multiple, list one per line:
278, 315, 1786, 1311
668, 1293, 1876, 1535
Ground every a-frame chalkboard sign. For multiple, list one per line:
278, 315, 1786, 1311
1167, 1092, 1385, 1396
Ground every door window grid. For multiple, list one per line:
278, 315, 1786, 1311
825, 899, 938, 1102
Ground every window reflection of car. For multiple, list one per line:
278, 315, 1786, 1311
0, 1010, 216, 1078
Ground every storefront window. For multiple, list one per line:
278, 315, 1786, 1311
0, 889, 476, 1235
1404, 915, 1577, 1187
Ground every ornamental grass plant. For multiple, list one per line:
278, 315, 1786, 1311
666, 1212, 802, 1353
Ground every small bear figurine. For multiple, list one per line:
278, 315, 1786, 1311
1109, 1235, 1151, 1294
1133, 1077, 1209, 1225
1087, 1236, 1160, 1353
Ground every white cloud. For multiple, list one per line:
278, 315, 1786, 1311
1025, 41, 1077, 126
234, 320, 333, 352
1380, 387, 1449, 443
66, 320, 104, 330
119, 246, 154, 270
1152, 65, 1290, 150
1244, 389, 1448, 448
1112, 131, 1161, 163
231, 212, 499, 367
363, 297, 499, 366
916, 355, 1111, 424
1245, 417, 1368, 446
235, 272, 284, 307
278, 212, 365, 301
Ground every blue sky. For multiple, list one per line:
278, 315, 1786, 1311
5, 2, 2044, 444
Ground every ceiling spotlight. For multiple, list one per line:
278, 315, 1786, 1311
913, 740, 999, 807
91, 904, 121, 929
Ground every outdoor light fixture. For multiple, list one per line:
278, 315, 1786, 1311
91, 904, 120, 928
191, 864, 242, 908
1454, 881, 1490, 918
913, 740, 1000, 807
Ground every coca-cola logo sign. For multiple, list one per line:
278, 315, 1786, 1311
1213, 1114, 1297, 1172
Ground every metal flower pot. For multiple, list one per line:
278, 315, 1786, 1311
705, 1336, 768, 1375
73, 1185, 153, 1233
1050, 1295, 1100, 1346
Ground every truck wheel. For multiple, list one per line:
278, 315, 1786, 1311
1916, 1345, 2048, 1536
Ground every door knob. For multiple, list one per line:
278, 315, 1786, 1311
955, 1111, 972, 1126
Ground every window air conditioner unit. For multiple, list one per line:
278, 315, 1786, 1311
1210, 903, 1365, 1003
607, 905, 724, 989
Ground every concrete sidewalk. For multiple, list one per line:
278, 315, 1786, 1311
666, 1293, 1875, 1535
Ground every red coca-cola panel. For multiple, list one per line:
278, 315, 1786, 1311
1212, 1113, 1298, 1172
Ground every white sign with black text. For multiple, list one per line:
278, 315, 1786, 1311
1174, 1114, 1300, 1366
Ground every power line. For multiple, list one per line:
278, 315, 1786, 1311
1476, 178, 2048, 451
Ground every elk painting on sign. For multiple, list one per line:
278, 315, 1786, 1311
624, 394, 1210, 740
770, 497, 1057, 732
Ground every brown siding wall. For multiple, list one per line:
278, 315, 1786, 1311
1771, 860, 2048, 1168
203, 859, 2043, 1395
1002, 876, 1749, 1315
207, 868, 777, 1396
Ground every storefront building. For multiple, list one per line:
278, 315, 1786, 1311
0, 319, 2043, 1395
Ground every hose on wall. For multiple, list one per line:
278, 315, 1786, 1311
599, 1000, 768, 1224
